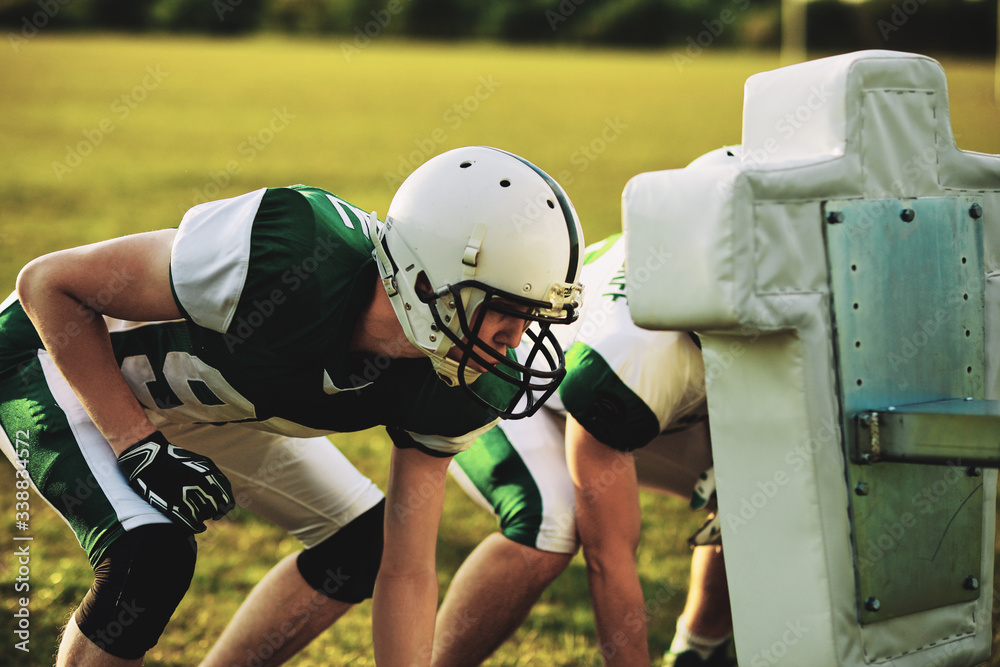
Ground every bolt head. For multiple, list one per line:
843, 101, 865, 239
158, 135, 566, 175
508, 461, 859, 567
854, 482, 870, 496
864, 597, 881, 612
970, 203, 983, 219
827, 211, 844, 224
900, 209, 916, 223
964, 576, 979, 591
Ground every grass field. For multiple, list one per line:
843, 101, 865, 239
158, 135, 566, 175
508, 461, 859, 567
0, 35, 999, 666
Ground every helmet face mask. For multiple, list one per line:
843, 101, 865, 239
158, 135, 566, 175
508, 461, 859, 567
372, 145, 585, 419
422, 279, 577, 419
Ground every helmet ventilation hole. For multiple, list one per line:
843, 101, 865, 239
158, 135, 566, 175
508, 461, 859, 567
546, 200, 555, 209
460, 161, 472, 168
499, 179, 511, 188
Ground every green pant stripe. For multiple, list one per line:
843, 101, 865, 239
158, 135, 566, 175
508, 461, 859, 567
0, 356, 126, 567
454, 426, 544, 548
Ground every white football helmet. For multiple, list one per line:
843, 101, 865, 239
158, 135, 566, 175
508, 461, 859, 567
372, 146, 584, 419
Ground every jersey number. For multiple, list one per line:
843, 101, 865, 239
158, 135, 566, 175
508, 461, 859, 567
122, 352, 256, 423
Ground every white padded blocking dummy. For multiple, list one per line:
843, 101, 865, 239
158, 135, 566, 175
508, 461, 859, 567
624, 51, 1000, 667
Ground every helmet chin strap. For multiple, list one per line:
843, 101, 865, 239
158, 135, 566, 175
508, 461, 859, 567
427, 353, 482, 387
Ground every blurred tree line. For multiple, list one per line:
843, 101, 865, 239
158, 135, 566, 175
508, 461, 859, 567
0, 0, 995, 54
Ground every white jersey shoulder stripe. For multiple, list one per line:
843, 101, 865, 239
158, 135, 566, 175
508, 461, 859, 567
170, 188, 266, 333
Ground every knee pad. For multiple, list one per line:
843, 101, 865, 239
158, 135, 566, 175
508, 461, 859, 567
296, 499, 385, 603
75, 523, 196, 659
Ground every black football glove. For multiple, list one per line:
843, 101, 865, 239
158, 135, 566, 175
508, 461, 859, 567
117, 431, 235, 533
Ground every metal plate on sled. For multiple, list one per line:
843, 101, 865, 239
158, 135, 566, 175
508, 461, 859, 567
824, 197, 985, 624
857, 399, 1000, 467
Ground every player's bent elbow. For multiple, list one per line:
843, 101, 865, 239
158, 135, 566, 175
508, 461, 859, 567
15, 255, 56, 312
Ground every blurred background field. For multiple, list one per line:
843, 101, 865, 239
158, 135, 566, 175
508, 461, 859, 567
0, 22, 999, 667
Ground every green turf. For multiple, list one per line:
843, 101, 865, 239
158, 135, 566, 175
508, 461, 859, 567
0, 36, 998, 666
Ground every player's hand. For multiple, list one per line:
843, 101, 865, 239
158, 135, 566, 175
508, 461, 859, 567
116, 431, 235, 533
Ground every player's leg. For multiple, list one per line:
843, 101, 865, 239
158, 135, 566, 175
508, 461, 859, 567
633, 420, 714, 500
58, 616, 141, 667
54, 522, 197, 667
633, 423, 735, 665
434, 412, 577, 666
434, 533, 573, 666
0, 351, 194, 666
664, 545, 735, 667
175, 424, 384, 667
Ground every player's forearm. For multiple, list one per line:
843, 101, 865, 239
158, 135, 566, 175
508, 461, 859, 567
17, 261, 155, 452
375, 446, 451, 665
372, 569, 439, 666
584, 553, 650, 666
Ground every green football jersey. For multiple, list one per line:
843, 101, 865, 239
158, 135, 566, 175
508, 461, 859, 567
0, 186, 514, 456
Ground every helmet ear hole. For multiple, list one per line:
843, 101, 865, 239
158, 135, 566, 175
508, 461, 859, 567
414, 272, 434, 302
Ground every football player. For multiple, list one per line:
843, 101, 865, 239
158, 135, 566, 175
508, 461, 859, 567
432, 232, 736, 667
0, 146, 583, 666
